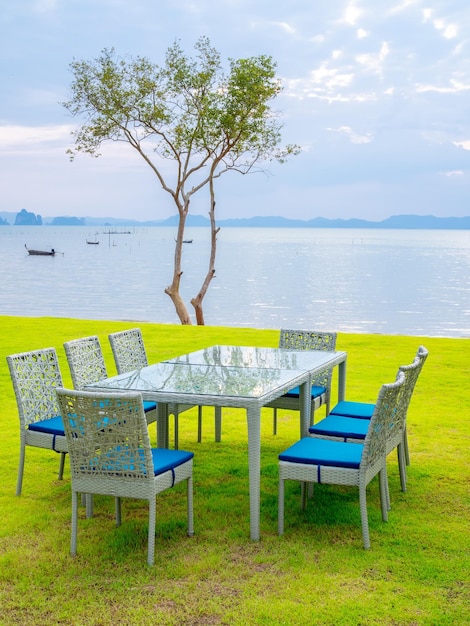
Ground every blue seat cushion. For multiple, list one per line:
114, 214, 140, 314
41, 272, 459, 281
88, 447, 193, 477
309, 415, 369, 440
284, 385, 326, 399
279, 437, 363, 469
329, 400, 375, 419
143, 401, 157, 413
28, 415, 65, 436
151, 448, 194, 476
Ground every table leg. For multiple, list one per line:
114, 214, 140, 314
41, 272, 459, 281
157, 402, 169, 448
215, 406, 222, 442
246, 406, 261, 541
338, 359, 347, 402
299, 380, 311, 438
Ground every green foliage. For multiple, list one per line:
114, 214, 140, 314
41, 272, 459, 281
1, 317, 468, 624
63, 38, 301, 325
63, 37, 299, 183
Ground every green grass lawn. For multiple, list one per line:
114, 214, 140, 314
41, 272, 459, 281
0, 316, 468, 625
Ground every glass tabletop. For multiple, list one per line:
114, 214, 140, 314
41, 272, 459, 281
165, 345, 341, 370
87, 360, 308, 400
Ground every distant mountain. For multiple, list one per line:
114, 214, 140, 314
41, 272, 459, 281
215, 214, 470, 229
168, 213, 470, 229
0, 210, 469, 229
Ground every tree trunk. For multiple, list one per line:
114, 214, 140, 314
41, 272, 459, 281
165, 285, 193, 325
190, 180, 219, 325
165, 204, 193, 325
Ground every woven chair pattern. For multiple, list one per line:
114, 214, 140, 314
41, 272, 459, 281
390, 345, 428, 485
311, 346, 428, 493
64, 335, 107, 390
279, 371, 406, 548
279, 328, 337, 351
269, 329, 337, 434
280, 328, 337, 392
56, 388, 194, 566
7, 347, 67, 495
109, 328, 148, 374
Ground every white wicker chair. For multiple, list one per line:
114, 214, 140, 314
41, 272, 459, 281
309, 348, 428, 494
64, 334, 157, 429
108, 328, 199, 449
56, 388, 194, 566
7, 347, 67, 495
108, 328, 148, 375
321, 346, 429, 476
267, 329, 337, 434
278, 371, 406, 548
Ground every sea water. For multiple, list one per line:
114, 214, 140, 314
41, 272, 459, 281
1, 225, 469, 338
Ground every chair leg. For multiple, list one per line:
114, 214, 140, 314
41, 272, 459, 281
85, 494, 94, 518
273, 408, 278, 435
359, 483, 371, 549
307, 482, 314, 500
187, 476, 194, 537
300, 482, 308, 510
71, 490, 78, 556
404, 426, 410, 466
174, 412, 179, 450
197, 406, 203, 443
147, 498, 157, 566
278, 478, 285, 535
397, 444, 407, 492
382, 463, 391, 511
16, 444, 26, 496
115, 497, 122, 526
379, 468, 389, 522
58, 451, 66, 480
310, 406, 315, 427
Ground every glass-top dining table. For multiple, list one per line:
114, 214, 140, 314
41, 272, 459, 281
86, 345, 347, 541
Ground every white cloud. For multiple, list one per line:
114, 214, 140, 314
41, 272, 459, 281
416, 78, 470, 94
388, 0, 420, 16
310, 64, 354, 89
422, 8, 433, 21
0, 124, 74, 148
433, 18, 458, 39
442, 170, 464, 177
453, 140, 470, 150
343, 3, 362, 26
357, 28, 369, 39
356, 42, 390, 75
423, 9, 459, 39
271, 21, 296, 36
327, 126, 374, 144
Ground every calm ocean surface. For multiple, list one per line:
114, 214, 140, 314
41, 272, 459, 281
1, 226, 469, 338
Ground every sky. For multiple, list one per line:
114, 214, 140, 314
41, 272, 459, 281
1, 0, 469, 222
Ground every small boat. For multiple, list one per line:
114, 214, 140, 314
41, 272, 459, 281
182, 239, 193, 244
86, 239, 99, 245
25, 244, 56, 256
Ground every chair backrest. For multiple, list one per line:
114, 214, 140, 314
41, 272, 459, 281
279, 329, 337, 352
7, 348, 63, 430
63, 336, 107, 390
361, 370, 406, 471
398, 345, 428, 421
108, 328, 148, 375
56, 388, 153, 485
279, 329, 337, 388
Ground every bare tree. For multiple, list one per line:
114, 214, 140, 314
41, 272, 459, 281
63, 37, 300, 324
